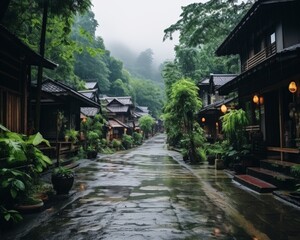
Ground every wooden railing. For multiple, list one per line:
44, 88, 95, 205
242, 43, 276, 72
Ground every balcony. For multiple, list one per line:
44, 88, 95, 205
242, 43, 276, 72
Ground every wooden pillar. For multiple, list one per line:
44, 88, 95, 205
278, 90, 283, 161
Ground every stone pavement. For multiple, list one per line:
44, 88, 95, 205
2, 134, 300, 240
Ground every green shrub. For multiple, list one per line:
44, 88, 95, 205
132, 132, 143, 145
111, 139, 122, 150
122, 134, 133, 150
291, 165, 300, 178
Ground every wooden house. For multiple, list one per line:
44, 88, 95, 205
31, 78, 100, 140
102, 96, 134, 139
198, 74, 237, 142
79, 81, 102, 119
0, 25, 56, 133
216, 0, 300, 192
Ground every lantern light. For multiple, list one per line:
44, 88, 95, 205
289, 81, 297, 93
220, 104, 227, 113
201, 117, 206, 123
259, 96, 264, 105
253, 95, 259, 104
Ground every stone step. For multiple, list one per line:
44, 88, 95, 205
234, 174, 277, 193
247, 167, 296, 190
260, 159, 300, 176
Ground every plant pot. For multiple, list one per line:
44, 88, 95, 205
87, 150, 97, 159
215, 159, 225, 170
51, 175, 74, 195
207, 155, 215, 165
15, 197, 44, 213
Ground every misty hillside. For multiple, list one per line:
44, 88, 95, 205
107, 42, 163, 83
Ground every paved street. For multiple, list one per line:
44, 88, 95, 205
4, 134, 300, 240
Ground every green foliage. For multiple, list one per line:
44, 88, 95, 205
180, 124, 207, 163
130, 78, 164, 118
111, 139, 122, 150
164, 0, 252, 47
0, 125, 52, 173
291, 165, 300, 179
163, 0, 253, 81
64, 129, 79, 144
132, 132, 143, 146
81, 114, 106, 152
221, 109, 249, 151
121, 134, 133, 150
0, 206, 23, 225
163, 78, 204, 163
0, 168, 32, 201
138, 115, 155, 138
52, 167, 74, 178
135, 48, 154, 80
164, 79, 202, 137
162, 61, 183, 99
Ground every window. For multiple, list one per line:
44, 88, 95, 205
270, 32, 276, 44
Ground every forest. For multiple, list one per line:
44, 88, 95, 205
1, 0, 164, 118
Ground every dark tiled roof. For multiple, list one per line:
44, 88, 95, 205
81, 107, 99, 117
41, 78, 100, 108
78, 91, 94, 99
199, 78, 210, 85
135, 106, 149, 113
216, 0, 298, 56
108, 118, 129, 128
105, 96, 133, 105
199, 97, 236, 113
85, 82, 98, 90
210, 74, 238, 89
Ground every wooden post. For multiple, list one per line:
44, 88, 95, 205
278, 90, 283, 161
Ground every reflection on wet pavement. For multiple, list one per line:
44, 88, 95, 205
16, 134, 300, 240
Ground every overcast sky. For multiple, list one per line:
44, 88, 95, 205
91, 0, 205, 64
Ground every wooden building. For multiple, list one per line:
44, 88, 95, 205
198, 74, 237, 142
0, 25, 56, 133
31, 78, 100, 140
102, 96, 135, 138
79, 81, 102, 119
216, 0, 300, 192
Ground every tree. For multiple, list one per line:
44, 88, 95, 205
161, 61, 183, 99
163, 0, 253, 80
135, 48, 154, 80
163, 79, 202, 163
130, 78, 164, 118
2, 0, 92, 131
138, 115, 155, 139
71, 11, 110, 91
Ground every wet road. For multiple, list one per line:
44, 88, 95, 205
9, 134, 300, 239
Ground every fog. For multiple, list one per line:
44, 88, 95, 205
91, 0, 205, 65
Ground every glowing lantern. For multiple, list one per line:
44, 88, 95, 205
253, 95, 259, 104
220, 104, 227, 113
289, 81, 297, 93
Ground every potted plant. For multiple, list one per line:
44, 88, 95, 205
51, 167, 74, 195
15, 196, 44, 213
220, 109, 249, 170
85, 131, 99, 158
81, 114, 106, 158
